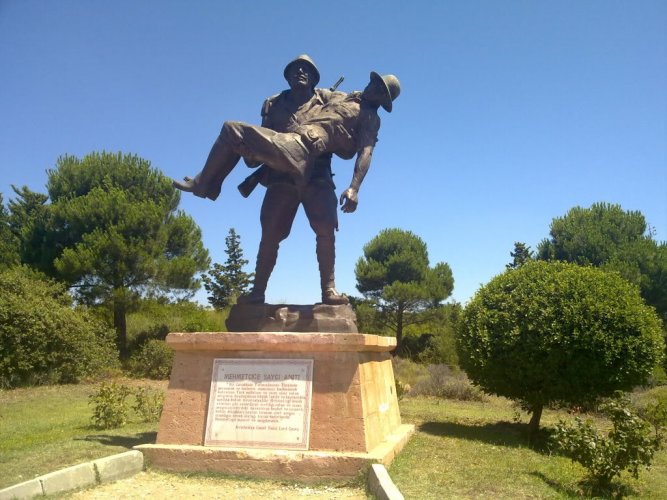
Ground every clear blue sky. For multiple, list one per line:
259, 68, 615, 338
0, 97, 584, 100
1, 0, 666, 306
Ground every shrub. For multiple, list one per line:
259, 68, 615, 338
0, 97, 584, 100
128, 339, 174, 380
552, 395, 663, 494
398, 334, 436, 361
133, 386, 165, 423
394, 379, 408, 400
392, 357, 429, 387
0, 267, 119, 388
90, 382, 165, 428
406, 303, 462, 366
408, 364, 487, 401
125, 298, 225, 357
90, 382, 133, 429
633, 388, 667, 440
459, 261, 665, 435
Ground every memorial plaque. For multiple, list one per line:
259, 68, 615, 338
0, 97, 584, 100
205, 358, 313, 449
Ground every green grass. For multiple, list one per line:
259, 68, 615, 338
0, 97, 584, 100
392, 395, 667, 499
3, 380, 666, 498
0, 381, 163, 489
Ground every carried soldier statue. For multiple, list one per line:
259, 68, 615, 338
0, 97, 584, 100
173, 55, 400, 306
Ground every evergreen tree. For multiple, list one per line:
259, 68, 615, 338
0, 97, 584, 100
21, 152, 210, 357
7, 185, 50, 270
0, 193, 20, 270
506, 241, 533, 269
202, 228, 253, 309
538, 203, 667, 319
355, 228, 454, 350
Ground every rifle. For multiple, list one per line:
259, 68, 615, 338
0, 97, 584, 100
237, 76, 345, 198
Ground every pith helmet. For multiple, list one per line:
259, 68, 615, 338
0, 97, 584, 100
370, 72, 401, 112
283, 54, 321, 87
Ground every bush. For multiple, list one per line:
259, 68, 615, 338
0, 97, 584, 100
128, 339, 174, 380
552, 395, 663, 494
133, 386, 165, 423
459, 261, 665, 434
90, 382, 133, 429
0, 267, 119, 388
408, 364, 487, 401
392, 357, 429, 387
90, 382, 165, 428
633, 388, 667, 440
406, 303, 462, 366
398, 334, 436, 360
125, 298, 225, 356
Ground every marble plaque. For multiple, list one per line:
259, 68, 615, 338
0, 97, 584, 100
205, 358, 313, 449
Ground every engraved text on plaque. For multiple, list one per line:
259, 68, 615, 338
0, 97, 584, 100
205, 358, 313, 449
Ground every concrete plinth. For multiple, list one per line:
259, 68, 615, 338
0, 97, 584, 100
138, 331, 414, 481
226, 304, 358, 333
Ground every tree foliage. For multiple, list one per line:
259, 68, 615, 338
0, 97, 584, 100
355, 228, 454, 349
537, 202, 667, 319
552, 396, 663, 494
19, 152, 210, 356
202, 228, 253, 309
506, 241, 533, 269
0, 193, 20, 271
459, 261, 664, 435
6, 185, 50, 270
0, 266, 119, 388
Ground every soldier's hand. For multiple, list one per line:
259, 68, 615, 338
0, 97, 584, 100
339, 188, 358, 213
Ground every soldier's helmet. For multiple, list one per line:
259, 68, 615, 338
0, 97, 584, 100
284, 54, 321, 87
370, 72, 401, 113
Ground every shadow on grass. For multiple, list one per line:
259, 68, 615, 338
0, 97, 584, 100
529, 471, 582, 498
531, 471, 635, 499
419, 420, 528, 448
419, 420, 559, 454
77, 431, 157, 448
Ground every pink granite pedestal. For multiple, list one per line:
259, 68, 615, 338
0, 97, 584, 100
136, 332, 414, 482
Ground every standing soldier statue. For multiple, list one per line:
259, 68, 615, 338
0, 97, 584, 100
173, 55, 400, 306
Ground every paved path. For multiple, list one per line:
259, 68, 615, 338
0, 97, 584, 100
64, 470, 368, 499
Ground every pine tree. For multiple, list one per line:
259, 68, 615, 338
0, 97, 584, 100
355, 228, 454, 350
506, 242, 533, 269
19, 152, 210, 357
202, 228, 253, 309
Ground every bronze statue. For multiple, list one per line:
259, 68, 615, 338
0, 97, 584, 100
173, 55, 400, 305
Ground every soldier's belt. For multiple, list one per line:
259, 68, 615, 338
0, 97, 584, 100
300, 128, 327, 154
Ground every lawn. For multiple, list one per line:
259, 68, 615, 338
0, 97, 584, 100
2, 381, 666, 498
392, 395, 667, 499
0, 380, 165, 489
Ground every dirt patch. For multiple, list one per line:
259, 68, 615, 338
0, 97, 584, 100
65, 470, 368, 499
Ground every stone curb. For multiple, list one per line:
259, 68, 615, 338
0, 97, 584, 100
0, 451, 404, 499
367, 463, 404, 500
0, 450, 144, 500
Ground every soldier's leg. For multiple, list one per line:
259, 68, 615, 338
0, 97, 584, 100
173, 121, 251, 200
173, 121, 298, 201
239, 183, 300, 304
303, 181, 349, 305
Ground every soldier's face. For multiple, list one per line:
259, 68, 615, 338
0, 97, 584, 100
287, 62, 315, 90
362, 78, 385, 105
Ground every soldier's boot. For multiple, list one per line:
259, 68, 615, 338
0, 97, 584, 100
172, 123, 242, 201
237, 241, 277, 305
317, 234, 349, 305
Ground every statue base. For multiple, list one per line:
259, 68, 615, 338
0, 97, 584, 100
226, 303, 358, 333
136, 331, 414, 482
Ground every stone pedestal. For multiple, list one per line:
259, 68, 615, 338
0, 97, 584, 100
136, 331, 414, 482
226, 303, 358, 333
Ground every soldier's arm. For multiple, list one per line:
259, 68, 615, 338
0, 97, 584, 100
339, 145, 374, 213
339, 110, 380, 213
